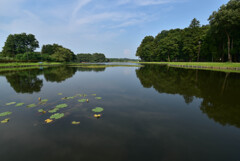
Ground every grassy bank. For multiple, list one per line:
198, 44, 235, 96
136, 62, 240, 72
0, 62, 62, 68
67, 63, 144, 68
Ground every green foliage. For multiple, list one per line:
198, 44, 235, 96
50, 113, 64, 119
95, 97, 102, 100
6, 102, 16, 106
136, 0, 240, 62
51, 47, 75, 62
72, 121, 80, 125
0, 111, 12, 117
15, 103, 24, 107
92, 107, 104, 113
27, 104, 36, 108
2, 33, 39, 57
1, 118, 10, 124
56, 104, 68, 108
78, 99, 87, 102
76, 53, 106, 62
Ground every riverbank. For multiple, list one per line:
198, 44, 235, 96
136, 62, 240, 73
0, 62, 62, 68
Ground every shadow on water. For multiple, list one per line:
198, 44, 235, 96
136, 65, 240, 128
0, 66, 106, 94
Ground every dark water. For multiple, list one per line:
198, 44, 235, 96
0, 65, 240, 161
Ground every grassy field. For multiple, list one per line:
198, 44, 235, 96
137, 62, 240, 67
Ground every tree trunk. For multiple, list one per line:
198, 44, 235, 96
226, 32, 232, 62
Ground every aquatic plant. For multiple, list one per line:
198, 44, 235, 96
92, 107, 104, 113
1, 118, 10, 124
58, 93, 63, 95
92, 94, 97, 96
0, 111, 12, 117
72, 121, 80, 125
56, 104, 68, 109
95, 97, 102, 100
6, 102, 16, 106
45, 119, 53, 123
41, 99, 48, 102
15, 103, 24, 107
94, 114, 101, 118
48, 108, 59, 113
50, 113, 64, 119
27, 104, 36, 108
78, 99, 87, 103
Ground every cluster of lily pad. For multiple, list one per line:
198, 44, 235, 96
1, 92, 104, 125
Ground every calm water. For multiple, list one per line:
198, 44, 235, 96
0, 65, 240, 161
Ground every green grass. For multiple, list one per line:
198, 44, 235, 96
0, 62, 62, 67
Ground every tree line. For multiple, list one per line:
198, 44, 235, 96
136, 0, 240, 62
0, 33, 107, 62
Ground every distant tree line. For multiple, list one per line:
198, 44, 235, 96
136, 0, 240, 62
0, 33, 106, 62
76, 53, 106, 62
107, 58, 139, 62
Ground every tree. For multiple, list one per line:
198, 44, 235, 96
189, 18, 200, 28
136, 36, 155, 61
2, 33, 39, 57
208, 0, 240, 62
51, 47, 75, 62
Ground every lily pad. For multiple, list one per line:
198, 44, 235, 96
50, 113, 64, 119
95, 97, 102, 100
0, 111, 12, 117
72, 121, 80, 125
1, 118, 10, 124
48, 108, 59, 113
56, 104, 68, 109
38, 109, 45, 113
41, 99, 48, 102
6, 102, 16, 106
92, 94, 97, 96
83, 94, 87, 97
78, 99, 87, 103
92, 107, 104, 113
58, 93, 63, 95
66, 96, 75, 100
27, 104, 36, 108
15, 103, 24, 107
76, 94, 82, 97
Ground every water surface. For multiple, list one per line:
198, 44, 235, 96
0, 65, 239, 161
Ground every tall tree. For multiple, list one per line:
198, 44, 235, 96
2, 33, 39, 57
208, 0, 240, 62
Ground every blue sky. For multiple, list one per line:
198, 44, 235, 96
0, 0, 229, 58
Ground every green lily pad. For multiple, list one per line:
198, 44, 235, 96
58, 93, 63, 95
95, 97, 102, 100
0, 111, 12, 117
27, 104, 36, 108
50, 113, 64, 119
48, 108, 59, 113
6, 102, 16, 106
72, 121, 80, 125
56, 104, 68, 109
92, 94, 97, 96
83, 94, 87, 97
66, 96, 75, 100
76, 94, 82, 97
1, 118, 10, 124
78, 99, 87, 103
15, 103, 24, 107
92, 107, 104, 113
41, 99, 48, 102
38, 109, 44, 113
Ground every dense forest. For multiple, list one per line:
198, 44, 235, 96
0, 33, 107, 63
136, 0, 240, 62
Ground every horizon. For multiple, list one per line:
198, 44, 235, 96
0, 0, 229, 58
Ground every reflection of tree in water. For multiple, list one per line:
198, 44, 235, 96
4, 70, 43, 94
43, 66, 77, 83
136, 65, 240, 128
77, 67, 106, 72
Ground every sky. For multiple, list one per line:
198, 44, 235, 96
0, 0, 229, 58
